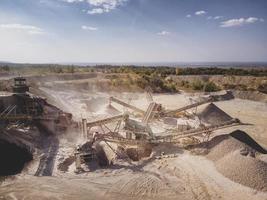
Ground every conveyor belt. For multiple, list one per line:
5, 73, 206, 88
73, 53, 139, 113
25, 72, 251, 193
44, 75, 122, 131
109, 97, 145, 115
0, 114, 58, 121
163, 98, 213, 116
142, 102, 159, 124
153, 119, 242, 143
86, 114, 125, 128
98, 119, 242, 145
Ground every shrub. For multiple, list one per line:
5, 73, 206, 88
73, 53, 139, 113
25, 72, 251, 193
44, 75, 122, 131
191, 80, 204, 90
180, 80, 190, 88
258, 83, 267, 94
204, 81, 220, 92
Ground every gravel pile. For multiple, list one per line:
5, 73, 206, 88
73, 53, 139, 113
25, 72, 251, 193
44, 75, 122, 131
206, 134, 248, 161
216, 150, 267, 191
230, 130, 267, 153
198, 103, 233, 125
206, 130, 267, 161
205, 130, 267, 191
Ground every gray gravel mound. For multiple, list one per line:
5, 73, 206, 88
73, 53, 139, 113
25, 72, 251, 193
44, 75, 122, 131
206, 134, 250, 161
215, 150, 267, 192
198, 103, 233, 125
204, 130, 267, 191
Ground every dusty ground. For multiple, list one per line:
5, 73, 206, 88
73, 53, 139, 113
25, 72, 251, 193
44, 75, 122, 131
1, 150, 266, 200
0, 87, 267, 200
216, 99, 267, 148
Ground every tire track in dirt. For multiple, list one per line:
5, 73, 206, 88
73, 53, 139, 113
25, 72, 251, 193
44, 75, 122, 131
171, 155, 223, 200
105, 172, 182, 200
153, 155, 222, 200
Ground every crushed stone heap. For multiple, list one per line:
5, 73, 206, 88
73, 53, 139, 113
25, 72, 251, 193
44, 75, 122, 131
198, 103, 233, 125
205, 130, 267, 192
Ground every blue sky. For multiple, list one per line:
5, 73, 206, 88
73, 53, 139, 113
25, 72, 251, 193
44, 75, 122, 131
0, 0, 266, 63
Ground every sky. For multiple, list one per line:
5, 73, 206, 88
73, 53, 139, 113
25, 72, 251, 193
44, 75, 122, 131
0, 0, 267, 63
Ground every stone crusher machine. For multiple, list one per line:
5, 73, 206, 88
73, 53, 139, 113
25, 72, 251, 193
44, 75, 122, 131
82, 114, 243, 146
76, 112, 156, 170
80, 113, 152, 141
105, 93, 246, 145
108, 94, 220, 123
75, 110, 244, 172
75, 114, 135, 172
75, 93, 245, 170
0, 77, 74, 133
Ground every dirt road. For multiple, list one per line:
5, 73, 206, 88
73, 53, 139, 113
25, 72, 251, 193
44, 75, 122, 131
1, 151, 266, 200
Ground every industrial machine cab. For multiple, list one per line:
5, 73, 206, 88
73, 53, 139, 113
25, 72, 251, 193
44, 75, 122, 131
12, 77, 29, 94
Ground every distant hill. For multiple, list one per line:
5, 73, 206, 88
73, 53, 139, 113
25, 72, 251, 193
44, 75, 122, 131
1, 61, 267, 68
0, 61, 12, 64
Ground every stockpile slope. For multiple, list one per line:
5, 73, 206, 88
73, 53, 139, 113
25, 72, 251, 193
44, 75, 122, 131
198, 103, 233, 125
205, 130, 267, 191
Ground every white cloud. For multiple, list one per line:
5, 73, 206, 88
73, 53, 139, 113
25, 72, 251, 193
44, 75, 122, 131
195, 10, 206, 16
61, 0, 83, 2
0, 23, 46, 35
88, 0, 127, 14
214, 16, 223, 20
246, 17, 258, 23
81, 25, 98, 31
207, 16, 223, 20
157, 31, 170, 36
186, 14, 191, 18
220, 17, 263, 27
87, 8, 105, 14
88, 0, 123, 7
62, 0, 128, 14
